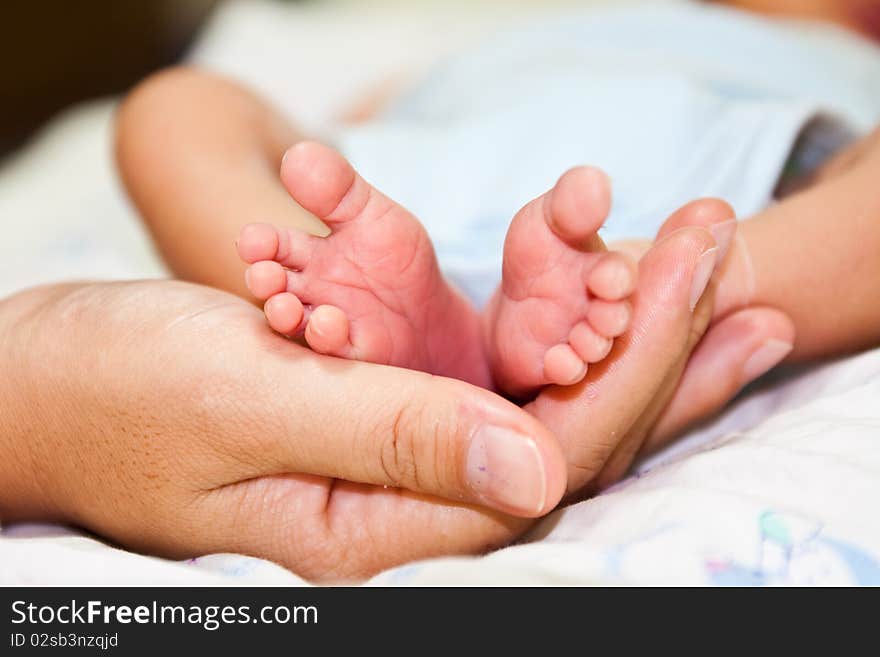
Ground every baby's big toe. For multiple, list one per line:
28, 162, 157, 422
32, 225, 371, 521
546, 166, 612, 244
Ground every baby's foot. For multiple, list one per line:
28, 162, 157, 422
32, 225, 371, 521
485, 167, 636, 398
237, 141, 491, 387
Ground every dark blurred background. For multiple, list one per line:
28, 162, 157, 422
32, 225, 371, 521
1, 0, 223, 157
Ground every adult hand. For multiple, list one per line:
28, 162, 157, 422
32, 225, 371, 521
0, 280, 565, 580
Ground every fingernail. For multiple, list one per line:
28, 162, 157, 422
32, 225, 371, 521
689, 246, 719, 311
742, 339, 793, 384
244, 267, 253, 290
467, 426, 546, 515
709, 219, 737, 262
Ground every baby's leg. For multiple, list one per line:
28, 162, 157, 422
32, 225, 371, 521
238, 142, 492, 388
485, 167, 637, 398
116, 68, 327, 299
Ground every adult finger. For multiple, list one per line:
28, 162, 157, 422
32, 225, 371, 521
221, 342, 568, 518
588, 201, 739, 487
643, 306, 795, 451
589, 280, 719, 490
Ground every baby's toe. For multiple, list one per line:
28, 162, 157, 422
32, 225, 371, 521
544, 344, 588, 386
238, 222, 318, 270
546, 166, 612, 245
304, 305, 352, 357
569, 321, 613, 363
281, 141, 371, 225
238, 223, 282, 264
264, 292, 305, 336
245, 260, 289, 300
587, 299, 632, 339
586, 252, 637, 301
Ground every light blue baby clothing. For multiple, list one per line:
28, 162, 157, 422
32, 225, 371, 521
335, 2, 880, 306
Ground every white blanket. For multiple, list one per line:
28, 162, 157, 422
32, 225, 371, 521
2, 0, 878, 586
